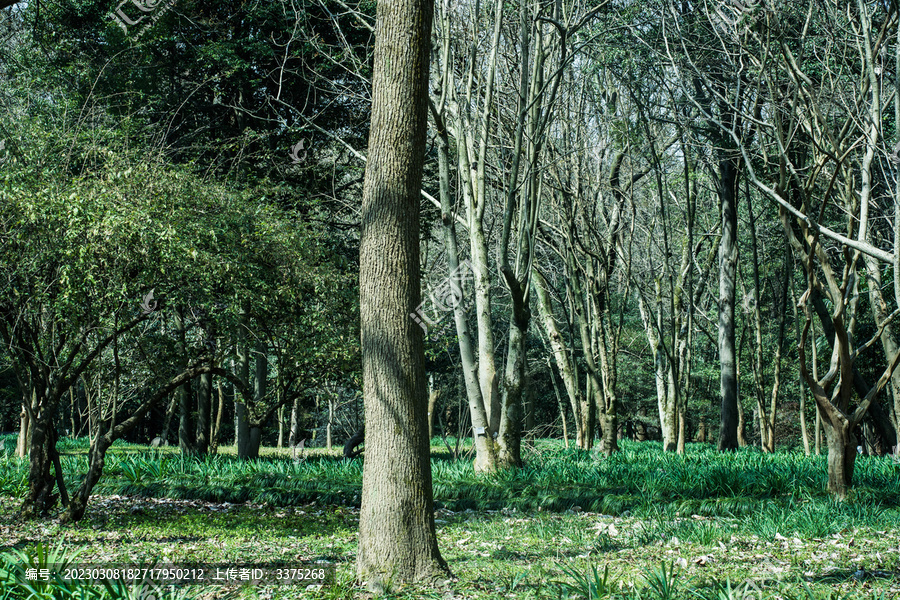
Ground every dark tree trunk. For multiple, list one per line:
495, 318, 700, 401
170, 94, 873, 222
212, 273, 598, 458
175, 308, 196, 455
160, 391, 177, 446
235, 402, 250, 455
22, 397, 59, 518
238, 342, 267, 459
344, 426, 365, 459
61, 436, 110, 524
498, 313, 526, 468
823, 419, 857, 500
717, 156, 740, 451
356, 0, 447, 586
178, 380, 195, 455
196, 371, 211, 455
245, 426, 260, 459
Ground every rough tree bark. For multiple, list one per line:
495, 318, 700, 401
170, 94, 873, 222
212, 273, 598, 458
717, 156, 740, 451
356, 0, 448, 587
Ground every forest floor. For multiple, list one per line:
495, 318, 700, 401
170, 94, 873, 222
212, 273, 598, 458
0, 439, 898, 599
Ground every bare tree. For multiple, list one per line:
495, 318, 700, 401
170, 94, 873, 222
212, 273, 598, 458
665, 0, 900, 495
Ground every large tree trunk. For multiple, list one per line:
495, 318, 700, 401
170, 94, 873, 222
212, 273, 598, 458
246, 427, 261, 459
22, 393, 59, 519
498, 309, 527, 467
717, 157, 740, 451
356, 0, 447, 586
822, 415, 857, 500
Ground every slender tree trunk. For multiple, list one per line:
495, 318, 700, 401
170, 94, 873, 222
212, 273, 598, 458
277, 404, 284, 449
792, 278, 811, 455
427, 374, 440, 442
596, 309, 619, 456
178, 380, 195, 455
816, 406, 822, 455
210, 379, 225, 455
432, 94, 498, 472
533, 270, 582, 446
289, 395, 301, 449
547, 360, 569, 448
736, 393, 748, 447
747, 188, 777, 452
864, 255, 900, 447
88, 376, 99, 441
235, 319, 251, 456
174, 308, 196, 455
161, 391, 177, 446
196, 371, 211, 455
356, 0, 447, 585
16, 398, 30, 458
524, 373, 535, 436
637, 290, 677, 451
764, 264, 790, 453
327, 395, 334, 451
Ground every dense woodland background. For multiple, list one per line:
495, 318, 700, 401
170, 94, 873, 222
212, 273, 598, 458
3, 0, 900, 521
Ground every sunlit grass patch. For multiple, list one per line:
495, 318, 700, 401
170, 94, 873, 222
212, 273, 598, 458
0, 437, 898, 598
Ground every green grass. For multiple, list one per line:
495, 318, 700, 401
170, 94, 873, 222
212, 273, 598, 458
37, 439, 900, 523
0, 438, 897, 598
